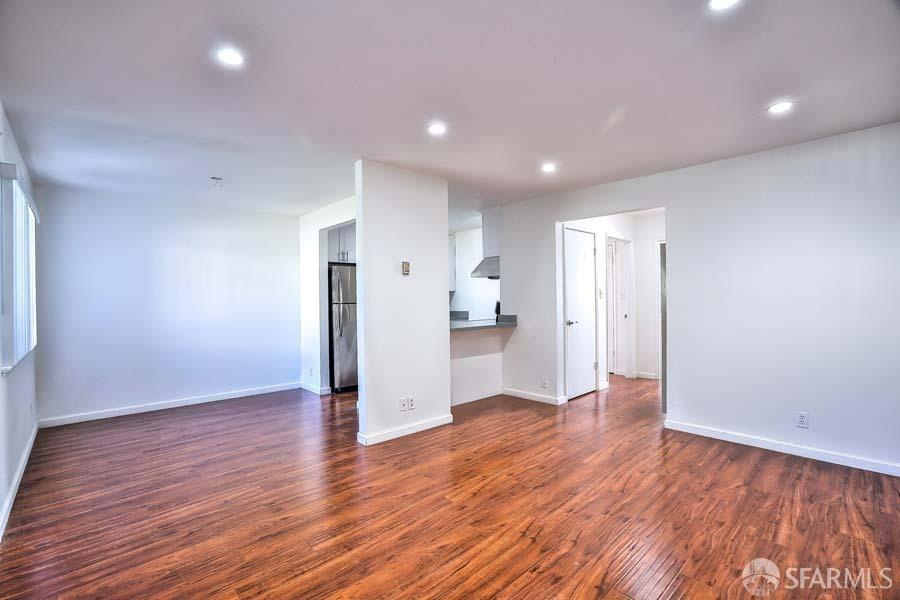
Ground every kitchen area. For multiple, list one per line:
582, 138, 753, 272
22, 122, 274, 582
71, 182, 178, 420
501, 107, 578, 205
327, 221, 357, 394
448, 207, 516, 405
318, 206, 516, 408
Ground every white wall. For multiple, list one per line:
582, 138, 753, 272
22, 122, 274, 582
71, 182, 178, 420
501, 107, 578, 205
501, 122, 900, 476
36, 186, 302, 425
0, 101, 38, 539
297, 197, 355, 394
450, 330, 508, 406
450, 228, 500, 320
355, 160, 451, 444
633, 211, 666, 378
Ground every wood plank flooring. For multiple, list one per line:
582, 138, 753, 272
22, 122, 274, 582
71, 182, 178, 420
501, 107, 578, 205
1, 377, 897, 599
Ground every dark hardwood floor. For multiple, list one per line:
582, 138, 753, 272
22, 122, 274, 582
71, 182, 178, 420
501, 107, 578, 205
1, 377, 897, 599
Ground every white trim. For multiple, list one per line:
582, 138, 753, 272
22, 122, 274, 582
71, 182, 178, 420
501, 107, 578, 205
656, 239, 666, 388
664, 419, 900, 477
356, 414, 453, 446
637, 371, 659, 380
300, 381, 331, 396
39, 382, 302, 428
0, 423, 37, 540
0, 163, 39, 222
597, 381, 609, 391
502, 386, 567, 405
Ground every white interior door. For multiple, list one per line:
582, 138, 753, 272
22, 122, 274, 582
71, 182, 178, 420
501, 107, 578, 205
616, 239, 636, 379
606, 242, 616, 374
564, 228, 598, 399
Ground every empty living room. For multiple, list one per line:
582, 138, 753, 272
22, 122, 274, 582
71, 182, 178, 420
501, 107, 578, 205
1, 1, 899, 598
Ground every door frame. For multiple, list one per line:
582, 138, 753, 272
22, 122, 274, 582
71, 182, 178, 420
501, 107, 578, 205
317, 218, 356, 393
606, 240, 616, 375
658, 240, 667, 413
562, 226, 606, 400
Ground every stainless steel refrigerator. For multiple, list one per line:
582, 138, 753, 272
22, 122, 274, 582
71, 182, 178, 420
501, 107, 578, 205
329, 263, 357, 393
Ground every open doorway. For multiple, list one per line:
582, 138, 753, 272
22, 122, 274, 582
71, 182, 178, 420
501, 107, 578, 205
319, 220, 358, 395
561, 208, 666, 409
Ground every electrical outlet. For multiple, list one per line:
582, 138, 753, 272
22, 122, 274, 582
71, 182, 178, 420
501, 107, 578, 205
400, 396, 409, 412
541, 376, 550, 389
408, 396, 415, 410
796, 411, 809, 429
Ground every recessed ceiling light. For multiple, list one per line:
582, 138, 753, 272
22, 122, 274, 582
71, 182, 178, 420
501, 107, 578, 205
215, 46, 245, 68
427, 121, 448, 137
767, 100, 795, 115
708, 0, 741, 11
541, 162, 558, 174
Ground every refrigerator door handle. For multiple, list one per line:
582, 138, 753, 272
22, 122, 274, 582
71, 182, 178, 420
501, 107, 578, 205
339, 304, 344, 337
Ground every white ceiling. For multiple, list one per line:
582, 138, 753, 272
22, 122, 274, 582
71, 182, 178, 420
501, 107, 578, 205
1, 1, 899, 218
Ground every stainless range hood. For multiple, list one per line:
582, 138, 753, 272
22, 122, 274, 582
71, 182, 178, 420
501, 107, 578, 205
471, 255, 500, 279
471, 207, 501, 279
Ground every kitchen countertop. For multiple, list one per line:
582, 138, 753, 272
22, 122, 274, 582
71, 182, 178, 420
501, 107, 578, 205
449, 315, 517, 332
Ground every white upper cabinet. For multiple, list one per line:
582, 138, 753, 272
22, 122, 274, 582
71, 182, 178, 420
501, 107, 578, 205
328, 227, 341, 262
341, 222, 356, 263
328, 222, 356, 263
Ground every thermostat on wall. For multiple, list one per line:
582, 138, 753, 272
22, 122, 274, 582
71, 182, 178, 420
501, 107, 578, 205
401, 261, 410, 276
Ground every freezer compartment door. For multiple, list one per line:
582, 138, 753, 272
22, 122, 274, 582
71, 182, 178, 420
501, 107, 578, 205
331, 303, 358, 389
330, 264, 357, 304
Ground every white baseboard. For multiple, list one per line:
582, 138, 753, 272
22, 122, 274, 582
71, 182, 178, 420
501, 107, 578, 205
451, 390, 504, 407
665, 419, 900, 477
613, 370, 639, 379
300, 382, 331, 396
637, 372, 659, 380
1, 424, 37, 541
502, 386, 567, 405
39, 382, 303, 428
356, 414, 453, 446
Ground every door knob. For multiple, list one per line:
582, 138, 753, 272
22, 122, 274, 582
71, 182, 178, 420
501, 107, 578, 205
566, 320, 576, 326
